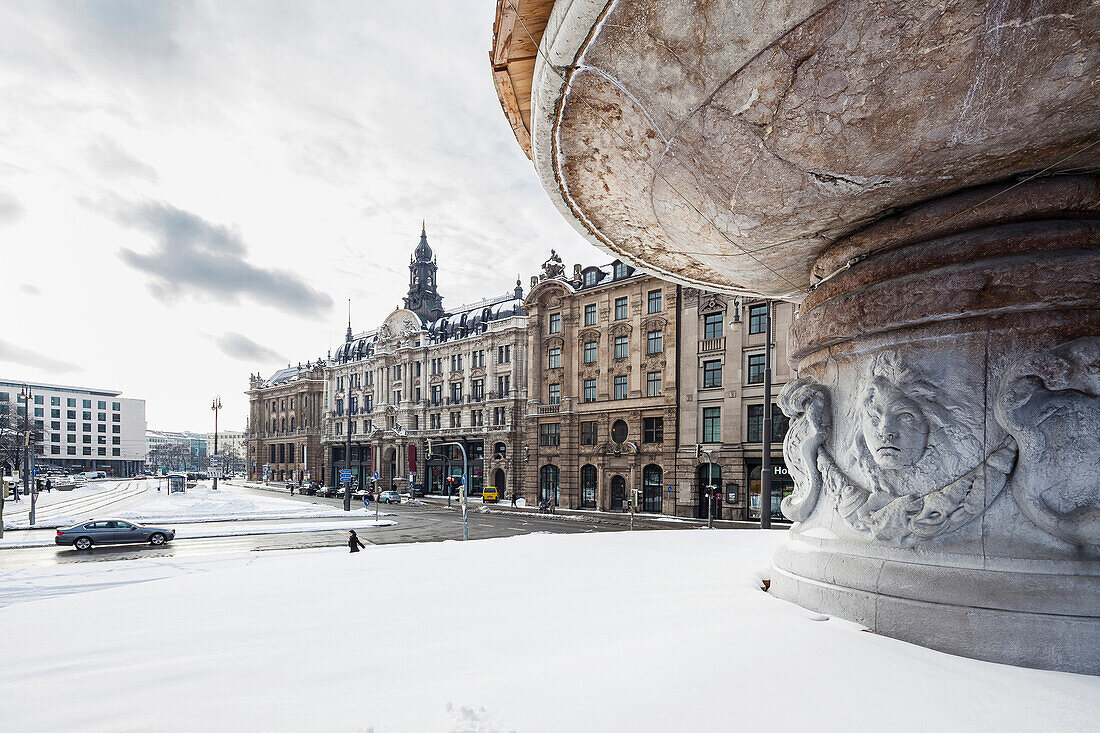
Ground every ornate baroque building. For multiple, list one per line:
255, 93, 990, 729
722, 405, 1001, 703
246, 362, 325, 483
523, 255, 680, 511
321, 227, 528, 496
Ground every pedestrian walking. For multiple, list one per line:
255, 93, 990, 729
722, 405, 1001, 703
289, 483, 294, 496
45, 478, 52, 492
348, 529, 364, 553
510, 492, 518, 507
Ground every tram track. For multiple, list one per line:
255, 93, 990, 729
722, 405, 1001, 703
8, 480, 155, 525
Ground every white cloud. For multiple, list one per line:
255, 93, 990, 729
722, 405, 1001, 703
0, 0, 602, 431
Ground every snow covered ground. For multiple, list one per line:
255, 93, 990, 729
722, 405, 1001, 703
2, 530, 1096, 732
4, 480, 384, 529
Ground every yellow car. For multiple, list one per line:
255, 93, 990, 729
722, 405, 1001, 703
482, 486, 499, 503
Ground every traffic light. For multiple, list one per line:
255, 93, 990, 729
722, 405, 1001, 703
695, 443, 703, 459
426, 439, 433, 455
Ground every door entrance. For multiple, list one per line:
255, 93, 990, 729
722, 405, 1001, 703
697, 463, 721, 519
493, 468, 506, 497
610, 475, 626, 510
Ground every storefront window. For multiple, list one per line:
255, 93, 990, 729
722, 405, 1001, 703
580, 464, 597, 508
748, 463, 793, 522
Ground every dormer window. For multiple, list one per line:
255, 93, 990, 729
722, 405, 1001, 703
613, 262, 628, 279
584, 269, 598, 287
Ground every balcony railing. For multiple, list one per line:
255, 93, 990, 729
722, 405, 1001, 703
699, 337, 725, 353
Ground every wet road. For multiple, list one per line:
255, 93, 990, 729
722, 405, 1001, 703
0, 498, 627, 570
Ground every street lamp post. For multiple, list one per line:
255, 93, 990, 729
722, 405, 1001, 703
211, 397, 222, 490
761, 300, 773, 530
428, 439, 469, 540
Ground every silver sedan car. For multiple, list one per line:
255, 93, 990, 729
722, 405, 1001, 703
56, 520, 176, 550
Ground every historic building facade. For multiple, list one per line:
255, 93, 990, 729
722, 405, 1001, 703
246, 362, 325, 483
674, 291, 796, 521
321, 227, 528, 497
522, 255, 680, 512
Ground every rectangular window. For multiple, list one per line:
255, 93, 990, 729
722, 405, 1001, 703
97, 400, 106, 410
584, 379, 597, 403
747, 353, 765, 384
472, 379, 484, 401
112, 401, 120, 411
67, 446, 76, 455
747, 404, 790, 443
112, 425, 120, 434
584, 340, 598, 364
82, 411, 91, 421
430, 413, 441, 430
67, 434, 76, 443
749, 304, 768, 334
112, 448, 120, 457
584, 303, 597, 326
704, 313, 723, 339
497, 375, 511, 396
647, 289, 662, 313
548, 347, 561, 369
67, 398, 75, 407
97, 447, 106, 456
647, 371, 662, 397
450, 382, 462, 403
646, 329, 663, 354
548, 384, 560, 405
614, 375, 628, 400
393, 389, 402, 404
112, 436, 120, 445
431, 385, 442, 405
97, 424, 106, 433
498, 345, 511, 363
51, 445, 60, 454
614, 296, 628, 320
581, 421, 598, 445
539, 423, 561, 447
34, 407, 43, 417
614, 335, 628, 359
703, 407, 721, 443
703, 359, 723, 388
336, 398, 344, 416
82, 400, 91, 409
549, 312, 562, 334
643, 417, 664, 443
67, 410, 75, 419
493, 407, 506, 426
50, 396, 58, 406
450, 412, 461, 428
112, 414, 120, 422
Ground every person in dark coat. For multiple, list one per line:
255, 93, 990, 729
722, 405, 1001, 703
348, 529, 364, 553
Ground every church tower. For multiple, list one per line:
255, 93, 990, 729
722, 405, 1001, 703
404, 223, 445, 323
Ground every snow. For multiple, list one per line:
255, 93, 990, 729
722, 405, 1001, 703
4, 480, 383, 529
2, 530, 1096, 732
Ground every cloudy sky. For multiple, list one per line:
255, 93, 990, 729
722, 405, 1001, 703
0, 0, 600, 432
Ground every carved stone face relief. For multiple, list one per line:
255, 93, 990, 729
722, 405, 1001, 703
860, 377, 930, 470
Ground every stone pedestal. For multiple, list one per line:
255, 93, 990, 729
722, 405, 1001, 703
769, 177, 1100, 674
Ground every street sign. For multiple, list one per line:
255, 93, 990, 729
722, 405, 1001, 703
373, 471, 379, 480
340, 469, 353, 482
461, 475, 467, 486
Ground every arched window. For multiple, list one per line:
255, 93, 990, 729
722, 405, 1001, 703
494, 442, 507, 459
290, 417, 296, 431
642, 464, 663, 513
539, 464, 559, 504
580, 464, 597, 508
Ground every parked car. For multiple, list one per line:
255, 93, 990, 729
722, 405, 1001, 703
482, 486, 500, 503
56, 520, 176, 550
317, 486, 339, 498
379, 490, 401, 504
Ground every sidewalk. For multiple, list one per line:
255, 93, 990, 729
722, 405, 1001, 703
417, 494, 764, 529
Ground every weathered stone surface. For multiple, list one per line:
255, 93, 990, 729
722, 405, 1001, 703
532, 0, 1100, 297
768, 179, 1099, 673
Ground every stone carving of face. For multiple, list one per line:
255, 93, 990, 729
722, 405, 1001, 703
861, 378, 930, 469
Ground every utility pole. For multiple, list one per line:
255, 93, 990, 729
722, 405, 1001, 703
211, 397, 222, 490
761, 300, 773, 530
342, 403, 353, 511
